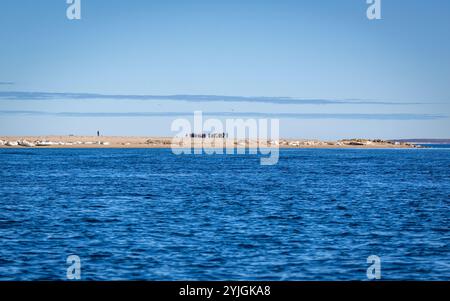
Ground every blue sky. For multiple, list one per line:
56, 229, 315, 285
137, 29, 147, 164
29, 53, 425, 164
0, 0, 449, 139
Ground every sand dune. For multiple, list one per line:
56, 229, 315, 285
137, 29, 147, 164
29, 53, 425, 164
0, 136, 420, 149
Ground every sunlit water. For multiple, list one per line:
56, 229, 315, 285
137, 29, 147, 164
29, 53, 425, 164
0, 148, 449, 280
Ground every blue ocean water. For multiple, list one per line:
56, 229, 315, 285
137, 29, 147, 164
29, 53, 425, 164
0, 148, 449, 280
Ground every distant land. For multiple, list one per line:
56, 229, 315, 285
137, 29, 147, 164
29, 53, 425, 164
391, 139, 450, 144
0, 136, 421, 149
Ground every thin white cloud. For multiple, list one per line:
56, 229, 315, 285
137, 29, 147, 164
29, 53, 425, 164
0, 110, 445, 120
0, 91, 427, 105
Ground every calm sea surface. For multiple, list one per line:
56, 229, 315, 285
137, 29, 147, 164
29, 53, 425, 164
0, 148, 449, 280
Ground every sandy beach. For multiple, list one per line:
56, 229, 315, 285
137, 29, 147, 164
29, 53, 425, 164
0, 136, 420, 149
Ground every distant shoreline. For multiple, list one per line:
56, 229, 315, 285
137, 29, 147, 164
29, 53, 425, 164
0, 136, 421, 149
392, 139, 450, 144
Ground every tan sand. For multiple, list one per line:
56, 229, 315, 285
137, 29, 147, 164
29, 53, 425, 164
0, 136, 419, 149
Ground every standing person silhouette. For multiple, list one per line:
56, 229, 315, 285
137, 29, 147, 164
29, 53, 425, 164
97, 130, 100, 137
